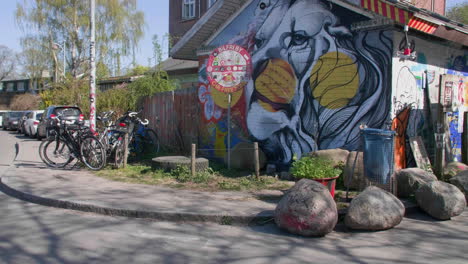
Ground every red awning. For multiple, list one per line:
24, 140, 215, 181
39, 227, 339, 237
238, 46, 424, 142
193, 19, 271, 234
361, 0, 412, 24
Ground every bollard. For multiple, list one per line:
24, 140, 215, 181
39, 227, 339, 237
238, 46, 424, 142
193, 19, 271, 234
254, 142, 260, 179
191, 143, 196, 177
123, 133, 129, 168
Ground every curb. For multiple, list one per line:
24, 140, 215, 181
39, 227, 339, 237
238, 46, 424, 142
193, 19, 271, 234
1, 134, 421, 226
0, 174, 419, 226
0, 177, 274, 226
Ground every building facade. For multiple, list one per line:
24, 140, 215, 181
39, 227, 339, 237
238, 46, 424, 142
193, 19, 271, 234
169, 0, 220, 45
162, 0, 466, 171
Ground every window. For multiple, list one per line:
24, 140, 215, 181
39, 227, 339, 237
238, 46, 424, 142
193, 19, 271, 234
17, 82, 25, 92
6, 83, 14, 92
208, 0, 217, 8
182, 0, 195, 19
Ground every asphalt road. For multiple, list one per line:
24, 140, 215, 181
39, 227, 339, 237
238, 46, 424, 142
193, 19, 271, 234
0, 130, 467, 264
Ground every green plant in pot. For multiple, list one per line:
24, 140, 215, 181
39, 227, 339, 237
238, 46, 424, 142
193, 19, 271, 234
290, 155, 343, 197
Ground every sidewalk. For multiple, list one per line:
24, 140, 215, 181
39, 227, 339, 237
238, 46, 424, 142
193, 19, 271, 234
0, 135, 284, 225
0, 132, 418, 225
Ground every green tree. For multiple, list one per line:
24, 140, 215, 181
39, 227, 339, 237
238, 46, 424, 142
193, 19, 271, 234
16, 0, 145, 79
127, 71, 176, 109
446, 3, 468, 24
19, 35, 51, 90
127, 65, 150, 76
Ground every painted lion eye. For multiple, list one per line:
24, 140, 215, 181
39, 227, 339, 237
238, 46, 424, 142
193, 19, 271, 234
290, 31, 308, 46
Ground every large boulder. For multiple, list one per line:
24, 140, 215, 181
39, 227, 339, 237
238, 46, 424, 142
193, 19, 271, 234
343, 151, 365, 190
344, 186, 405, 230
415, 181, 466, 220
309, 149, 349, 168
449, 170, 468, 202
396, 168, 438, 198
274, 179, 338, 237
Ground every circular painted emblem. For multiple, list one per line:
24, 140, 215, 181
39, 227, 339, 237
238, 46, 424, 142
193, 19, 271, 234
207, 44, 252, 93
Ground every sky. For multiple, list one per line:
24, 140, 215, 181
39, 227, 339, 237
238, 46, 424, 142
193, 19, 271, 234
0, 0, 464, 74
0, 0, 169, 70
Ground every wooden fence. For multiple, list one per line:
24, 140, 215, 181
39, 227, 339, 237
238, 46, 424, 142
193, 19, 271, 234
140, 87, 202, 154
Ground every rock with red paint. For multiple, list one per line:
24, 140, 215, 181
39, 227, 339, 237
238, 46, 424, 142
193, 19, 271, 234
396, 168, 438, 198
274, 179, 338, 237
345, 186, 405, 231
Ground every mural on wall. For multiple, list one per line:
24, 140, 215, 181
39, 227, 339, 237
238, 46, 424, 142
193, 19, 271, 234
392, 30, 468, 166
199, 0, 393, 167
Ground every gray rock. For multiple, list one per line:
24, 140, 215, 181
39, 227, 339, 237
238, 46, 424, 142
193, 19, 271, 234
309, 148, 349, 168
151, 156, 209, 172
450, 170, 468, 202
344, 186, 405, 230
396, 168, 438, 198
415, 181, 466, 220
343, 151, 365, 190
274, 179, 337, 237
443, 162, 468, 180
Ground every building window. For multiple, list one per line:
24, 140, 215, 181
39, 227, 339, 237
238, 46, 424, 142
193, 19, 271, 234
182, 0, 195, 19
208, 0, 217, 8
6, 83, 14, 92
17, 82, 25, 92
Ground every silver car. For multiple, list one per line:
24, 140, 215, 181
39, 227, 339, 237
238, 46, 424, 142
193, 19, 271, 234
23, 110, 45, 138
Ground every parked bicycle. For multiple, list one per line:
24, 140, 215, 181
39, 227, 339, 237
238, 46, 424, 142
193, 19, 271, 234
115, 110, 160, 162
96, 110, 127, 168
39, 115, 107, 170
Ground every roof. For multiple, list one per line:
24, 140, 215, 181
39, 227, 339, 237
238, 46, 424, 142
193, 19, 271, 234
160, 58, 198, 72
170, 0, 468, 60
97, 75, 143, 85
170, 0, 251, 60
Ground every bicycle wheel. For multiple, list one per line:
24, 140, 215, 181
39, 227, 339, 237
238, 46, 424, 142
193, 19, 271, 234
143, 129, 160, 154
113, 137, 126, 169
42, 138, 74, 168
80, 136, 106, 170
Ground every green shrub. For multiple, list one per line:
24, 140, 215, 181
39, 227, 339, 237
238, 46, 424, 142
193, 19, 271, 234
170, 165, 191, 182
290, 156, 342, 180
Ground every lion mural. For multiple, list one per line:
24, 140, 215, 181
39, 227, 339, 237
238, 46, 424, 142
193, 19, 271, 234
242, 0, 392, 166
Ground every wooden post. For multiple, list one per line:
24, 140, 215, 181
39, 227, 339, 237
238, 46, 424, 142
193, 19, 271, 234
254, 142, 260, 179
123, 133, 129, 168
434, 74, 445, 178
191, 143, 196, 177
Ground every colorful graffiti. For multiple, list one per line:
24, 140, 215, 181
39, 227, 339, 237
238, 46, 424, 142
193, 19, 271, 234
199, 0, 393, 166
447, 112, 462, 162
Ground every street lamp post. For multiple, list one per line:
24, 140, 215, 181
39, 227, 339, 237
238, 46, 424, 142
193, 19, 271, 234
52, 41, 66, 78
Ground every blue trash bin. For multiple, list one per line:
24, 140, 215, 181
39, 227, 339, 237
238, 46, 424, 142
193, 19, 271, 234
361, 128, 395, 185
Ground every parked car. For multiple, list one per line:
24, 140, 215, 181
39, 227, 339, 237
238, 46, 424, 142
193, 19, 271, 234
37, 106, 84, 140
2, 111, 26, 131
0, 111, 7, 128
17, 111, 32, 134
23, 110, 45, 138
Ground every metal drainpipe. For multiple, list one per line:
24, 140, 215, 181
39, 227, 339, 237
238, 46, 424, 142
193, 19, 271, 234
198, 0, 201, 18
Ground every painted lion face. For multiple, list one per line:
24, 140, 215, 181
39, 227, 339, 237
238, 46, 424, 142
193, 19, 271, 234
245, 0, 391, 166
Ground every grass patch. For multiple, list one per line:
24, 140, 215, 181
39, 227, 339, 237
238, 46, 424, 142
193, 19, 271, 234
95, 163, 292, 192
